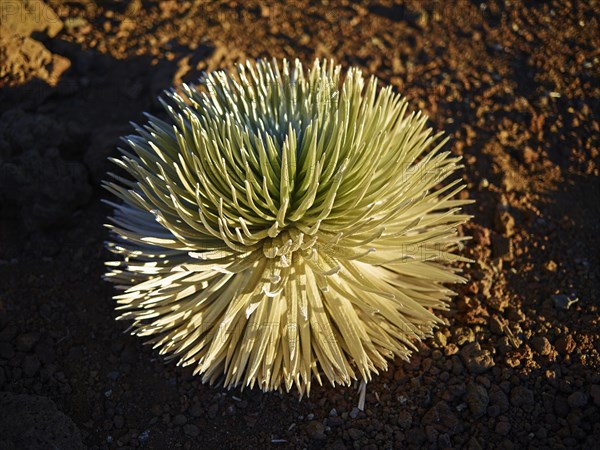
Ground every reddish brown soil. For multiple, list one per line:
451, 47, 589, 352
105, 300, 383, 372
1, 1, 599, 449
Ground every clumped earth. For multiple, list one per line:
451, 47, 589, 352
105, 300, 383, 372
0, 1, 599, 449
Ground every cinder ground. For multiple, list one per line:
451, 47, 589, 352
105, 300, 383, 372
0, 1, 598, 448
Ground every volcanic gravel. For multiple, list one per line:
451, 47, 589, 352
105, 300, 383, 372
0, 0, 599, 449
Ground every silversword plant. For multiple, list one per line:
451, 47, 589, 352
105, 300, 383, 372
104, 59, 472, 396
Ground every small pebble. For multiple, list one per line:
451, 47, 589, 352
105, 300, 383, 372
531, 336, 552, 355
555, 335, 576, 355
183, 424, 199, 437
465, 382, 489, 418
495, 421, 511, 435
348, 428, 364, 440
173, 414, 187, 426
189, 403, 203, 417
207, 403, 219, 419
567, 391, 588, 409
0, 343, 15, 360
138, 429, 150, 443
306, 420, 325, 440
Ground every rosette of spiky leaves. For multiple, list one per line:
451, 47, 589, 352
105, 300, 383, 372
104, 58, 472, 396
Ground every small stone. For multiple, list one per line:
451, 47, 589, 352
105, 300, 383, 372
496, 336, 512, 355
438, 433, 452, 448
425, 425, 439, 443
460, 342, 495, 374
554, 396, 570, 418
406, 427, 426, 445
521, 146, 538, 164
488, 296, 510, 312
108, 371, 119, 380
567, 392, 588, 409
422, 401, 462, 435
491, 235, 512, 260
502, 172, 515, 191
0, 342, 15, 360
189, 403, 203, 417
531, 336, 552, 355
183, 424, 199, 437
454, 327, 475, 346
444, 343, 459, 356
487, 405, 501, 417
0, 392, 83, 448
452, 355, 465, 375
327, 416, 344, 427
173, 414, 187, 426
329, 438, 347, 450
23, 355, 40, 377
207, 403, 219, 419
555, 335, 576, 355
510, 386, 534, 412
120, 344, 138, 363
488, 386, 509, 414
348, 428, 364, 440
306, 421, 325, 440
349, 407, 360, 419
0, 325, 18, 342
16, 332, 39, 352
138, 429, 150, 443
467, 436, 483, 450
465, 382, 489, 418
434, 331, 447, 347
473, 227, 491, 247
495, 421, 511, 435
244, 414, 257, 427
299, 34, 310, 45
506, 307, 525, 323
397, 410, 412, 429
114, 415, 124, 429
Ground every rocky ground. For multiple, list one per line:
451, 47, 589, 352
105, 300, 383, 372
0, 0, 599, 448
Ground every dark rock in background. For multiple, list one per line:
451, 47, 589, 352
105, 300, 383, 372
0, 392, 83, 450
0, 108, 91, 229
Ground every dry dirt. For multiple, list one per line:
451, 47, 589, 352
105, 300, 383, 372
0, 0, 599, 449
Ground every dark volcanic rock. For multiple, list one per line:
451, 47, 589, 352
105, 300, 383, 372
306, 420, 326, 440
0, 392, 83, 449
555, 335, 576, 355
567, 391, 588, 409
460, 342, 495, 374
465, 382, 489, 418
510, 386, 535, 412
422, 401, 462, 435
0, 109, 91, 229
